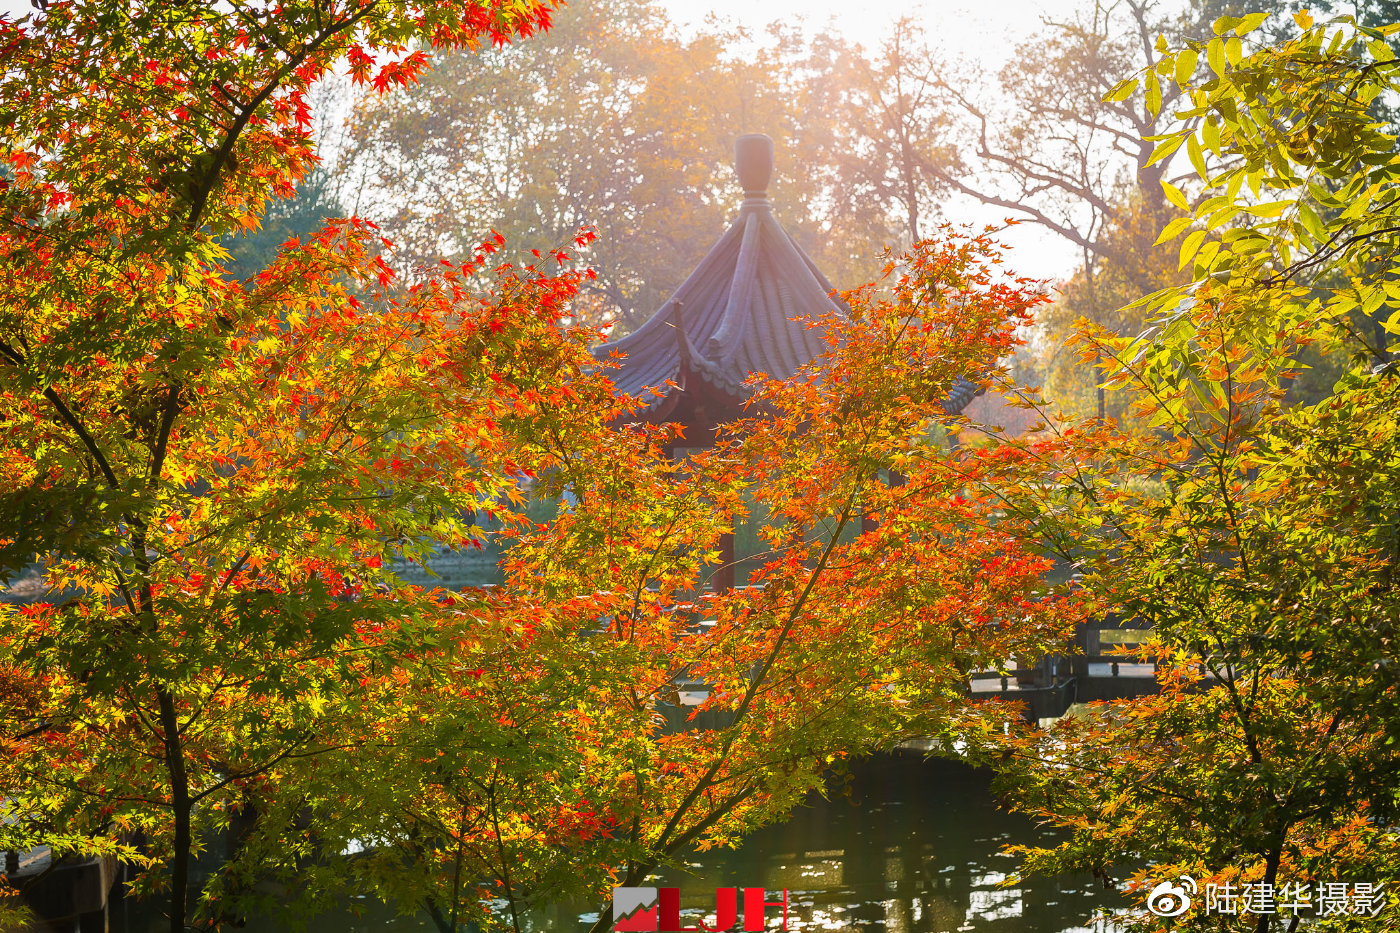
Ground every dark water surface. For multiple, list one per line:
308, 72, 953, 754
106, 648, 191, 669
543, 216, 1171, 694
112, 753, 1127, 933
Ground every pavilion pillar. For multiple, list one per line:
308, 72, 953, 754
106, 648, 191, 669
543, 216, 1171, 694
861, 470, 906, 534
713, 532, 736, 593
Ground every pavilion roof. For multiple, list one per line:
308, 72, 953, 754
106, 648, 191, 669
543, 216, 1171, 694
595, 134, 979, 416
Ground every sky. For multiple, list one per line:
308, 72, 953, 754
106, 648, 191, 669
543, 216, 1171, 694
658, 0, 1088, 53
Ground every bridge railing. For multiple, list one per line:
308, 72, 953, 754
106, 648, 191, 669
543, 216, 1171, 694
1070, 625, 1157, 679
965, 621, 1162, 719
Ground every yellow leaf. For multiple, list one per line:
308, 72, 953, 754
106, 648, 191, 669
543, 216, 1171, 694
1162, 180, 1190, 211
1104, 77, 1140, 103
1179, 229, 1207, 269
1174, 49, 1198, 86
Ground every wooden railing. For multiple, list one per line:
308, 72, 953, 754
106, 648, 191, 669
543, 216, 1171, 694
966, 621, 1162, 719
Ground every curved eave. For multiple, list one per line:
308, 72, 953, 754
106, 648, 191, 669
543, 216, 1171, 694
594, 199, 843, 408
593, 196, 978, 417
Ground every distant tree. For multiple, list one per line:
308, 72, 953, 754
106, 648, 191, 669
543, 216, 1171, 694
1032, 192, 1180, 421
343, 0, 811, 334
222, 167, 345, 279
778, 17, 957, 248
933, 1, 1201, 264
924, 1, 1209, 418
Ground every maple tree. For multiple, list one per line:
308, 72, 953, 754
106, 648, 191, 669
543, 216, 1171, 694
0, 1, 1080, 932
244, 229, 1076, 933
0, 0, 579, 930
542, 230, 1074, 933
974, 10, 1400, 932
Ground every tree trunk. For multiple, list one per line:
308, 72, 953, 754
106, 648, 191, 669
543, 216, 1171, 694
1256, 843, 1283, 933
157, 688, 191, 933
423, 896, 454, 933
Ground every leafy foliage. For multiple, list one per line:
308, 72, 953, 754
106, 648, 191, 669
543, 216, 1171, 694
273, 229, 1079, 933
979, 10, 1400, 932
0, 1, 579, 930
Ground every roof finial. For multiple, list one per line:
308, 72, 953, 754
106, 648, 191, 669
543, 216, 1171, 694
734, 134, 773, 198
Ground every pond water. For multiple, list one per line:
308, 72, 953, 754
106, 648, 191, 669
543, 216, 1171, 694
110, 753, 1129, 933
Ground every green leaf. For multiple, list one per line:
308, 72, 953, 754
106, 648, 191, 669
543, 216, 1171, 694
1297, 201, 1324, 241
1207, 38, 1227, 75
1187, 373, 1219, 412
1235, 11, 1269, 35
1226, 37, 1243, 67
1247, 200, 1293, 218
1148, 132, 1187, 165
1204, 205, 1239, 229
1225, 169, 1244, 201
1212, 14, 1240, 35
1202, 117, 1222, 154
1192, 239, 1222, 275
1322, 287, 1360, 316
1157, 216, 1195, 244
1361, 283, 1387, 316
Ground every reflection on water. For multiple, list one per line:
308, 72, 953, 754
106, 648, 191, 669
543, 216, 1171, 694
549, 753, 1126, 933
113, 754, 1127, 933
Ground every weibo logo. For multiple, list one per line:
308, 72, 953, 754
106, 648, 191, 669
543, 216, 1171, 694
612, 886, 790, 931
